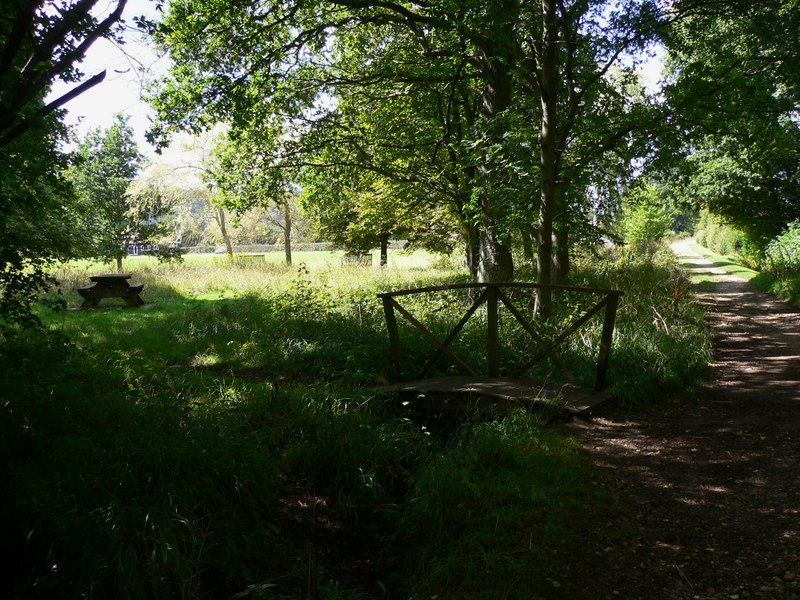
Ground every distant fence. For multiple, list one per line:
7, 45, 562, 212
179, 241, 408, 254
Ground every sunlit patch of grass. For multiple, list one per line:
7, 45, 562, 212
191, 351, 222, 367
676, 242, 760, 284
46, 249, 442, 311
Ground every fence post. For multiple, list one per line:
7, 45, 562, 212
381, 296, 405, 379
487, 285, 500, 376
594, 293, 620, 391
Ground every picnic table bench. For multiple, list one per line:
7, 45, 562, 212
78, 274, 145, 309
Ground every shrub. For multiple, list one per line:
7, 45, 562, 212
619, 184, 673, 256
765, 220, 800, 278
695, 209, 748, 258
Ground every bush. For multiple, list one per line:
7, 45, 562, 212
619, 184, 673, 256
765, 220, 800, 278
695, 209, 748, 257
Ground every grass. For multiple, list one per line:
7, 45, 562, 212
566, 245, 713, 403
67, 248, 441, 274
397, 412, 597, 598
1, 245, 713, 599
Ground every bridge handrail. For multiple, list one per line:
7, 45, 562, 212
377, 282, 623, 391
377, 281, 623, 299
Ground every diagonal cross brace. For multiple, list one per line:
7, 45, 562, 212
388, 297, 477, 376
418, 289, 488, 378
511, 294, 611, 379
496, 288, 577, 384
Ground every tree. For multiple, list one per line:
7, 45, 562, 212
147, 0, 668, 312
619, 182, 673, 255
519, 0, 666, 314
0, 0, 127, 328
0, 118, 79, 327
126, 162, 194, 261
70, 114, 143, 272
660, 0, 800, 250
0, 0, 127, 149
210, 133, 298, 264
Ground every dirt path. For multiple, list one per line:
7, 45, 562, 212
557, 240, 800, 599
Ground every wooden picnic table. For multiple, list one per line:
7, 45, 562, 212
78, 273, 145, 309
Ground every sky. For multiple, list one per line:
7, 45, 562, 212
47, 0, 166, 155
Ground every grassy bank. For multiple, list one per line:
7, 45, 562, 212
1, 245, 712, 599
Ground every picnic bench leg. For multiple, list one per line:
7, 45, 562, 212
78, 289, 99, 309
123, 294, 145, 307
80, 297, 100, 309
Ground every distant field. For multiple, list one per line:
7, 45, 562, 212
48, 248, 460, 309
66, 248, 446, 272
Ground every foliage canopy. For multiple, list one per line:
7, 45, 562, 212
0, 0, 127, 328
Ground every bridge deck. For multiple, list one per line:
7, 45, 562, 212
385, 376, 607, 415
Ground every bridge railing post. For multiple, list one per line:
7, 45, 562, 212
486, 285, 500, 377
381, 296, 405, 379
594, 292, 620, 391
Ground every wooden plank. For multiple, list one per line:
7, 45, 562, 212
385, 376, 606, 415
377, 282, 624, 299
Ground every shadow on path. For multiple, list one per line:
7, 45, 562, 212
555, 241, 800, 600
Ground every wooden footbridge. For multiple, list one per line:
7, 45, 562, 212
377, 282, 623, 415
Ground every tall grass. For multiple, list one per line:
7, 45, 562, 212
570, 245, 713, 402
2, 244, 712, 598
0, 331, 284, 599
397, 410, 597, 598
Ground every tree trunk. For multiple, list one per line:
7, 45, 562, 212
535, 0, 559, 318
475, 0, 518, 283
478, 233, 514, 282
464, 222, 481, 279
214, 206, 234, 259
551, 224, 570, 285
116, 255, 123, 273
379, 234, 388, 267
522, 227, 535, 262
282, 201, 292, 266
